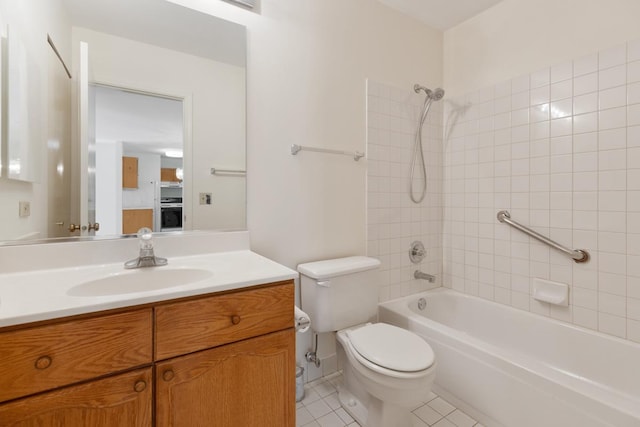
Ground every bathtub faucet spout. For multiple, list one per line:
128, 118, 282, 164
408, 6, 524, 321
414, 270, 435, 282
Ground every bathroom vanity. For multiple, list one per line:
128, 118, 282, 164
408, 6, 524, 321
0, 245, 296, 426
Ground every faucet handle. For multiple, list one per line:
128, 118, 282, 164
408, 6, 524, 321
137, 227, 154, 249
409, 241, 426, 263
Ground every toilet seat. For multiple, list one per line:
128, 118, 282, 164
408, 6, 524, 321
341, 323, 435, 379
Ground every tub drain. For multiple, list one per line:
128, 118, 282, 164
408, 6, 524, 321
418, 298, 426, 310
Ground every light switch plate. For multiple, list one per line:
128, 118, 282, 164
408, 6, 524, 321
18, 201, 30, 218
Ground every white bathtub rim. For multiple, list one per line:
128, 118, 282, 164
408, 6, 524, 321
423, 330, 627, 427
417, 320, 637, 426
389, 287, 640, 351
379, 288, 640, 423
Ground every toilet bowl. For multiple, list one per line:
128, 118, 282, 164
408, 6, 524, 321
336, 323, 435, 427
298, 256, 437, 427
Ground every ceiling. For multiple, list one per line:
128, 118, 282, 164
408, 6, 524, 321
62, 0, 246, 66
94, 86, 183, 155
377, 0, 504, 31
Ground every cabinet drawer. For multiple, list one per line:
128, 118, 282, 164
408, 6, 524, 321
0, 309, 152, 403
155, 282, 293, 360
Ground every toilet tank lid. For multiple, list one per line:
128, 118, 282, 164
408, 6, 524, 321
297, 256, 381, 280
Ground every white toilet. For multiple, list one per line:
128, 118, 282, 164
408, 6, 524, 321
299, 256, 436, 427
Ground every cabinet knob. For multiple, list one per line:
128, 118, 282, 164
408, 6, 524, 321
231, 315, 241, 325
68, 224, 81, 232
133, 380, 147, 393
162, 370, 175, 382
35, 356, 52, 370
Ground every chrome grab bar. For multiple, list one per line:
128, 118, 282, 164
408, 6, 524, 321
497, 210, 590, 263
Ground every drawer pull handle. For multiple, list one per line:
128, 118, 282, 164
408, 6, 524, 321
162, 370, 175, 382
35, 356, 52, 370
231, 315, 241, 325
133, 380, 147, 393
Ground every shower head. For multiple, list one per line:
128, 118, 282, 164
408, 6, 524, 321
413, 84, 429, 94
413, 84, 445, 101
430, 88, 445, 101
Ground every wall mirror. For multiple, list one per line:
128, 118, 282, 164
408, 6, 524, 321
0, 0, 246, 244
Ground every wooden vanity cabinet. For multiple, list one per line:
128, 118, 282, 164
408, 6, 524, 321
156, 329, 295, 427
154, 282, 295, 427
0, 368, 152, 426
0, 280, 295, 427
155, 282, 293, 359
0, 309, 153, 403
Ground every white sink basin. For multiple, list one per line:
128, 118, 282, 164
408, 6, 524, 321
67, 268, 213, 297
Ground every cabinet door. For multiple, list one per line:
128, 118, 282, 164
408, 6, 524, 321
156, 329, 295, 427
122, 156, 138, 189
0, 368, 152, 427
122, 209, 154, 234
161, 168, 179, 182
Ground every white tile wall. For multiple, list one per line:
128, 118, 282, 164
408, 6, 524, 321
443, 40, 640, 344
366, 80, 443, 302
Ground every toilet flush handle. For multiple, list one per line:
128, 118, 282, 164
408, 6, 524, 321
316, 280, 331, 288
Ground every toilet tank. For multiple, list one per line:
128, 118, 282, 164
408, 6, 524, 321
298, 256, 381, 333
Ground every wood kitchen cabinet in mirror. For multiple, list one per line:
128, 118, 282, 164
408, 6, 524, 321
123, 156, 139, 189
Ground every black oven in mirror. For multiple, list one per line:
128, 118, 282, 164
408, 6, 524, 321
160, 198, 183, 231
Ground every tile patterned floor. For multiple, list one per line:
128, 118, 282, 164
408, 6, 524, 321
296, 372, 485, 427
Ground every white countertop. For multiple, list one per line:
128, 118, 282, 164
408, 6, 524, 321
0, 250, 297, 328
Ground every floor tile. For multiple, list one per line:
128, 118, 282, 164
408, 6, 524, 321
428, 397, 457, 416
306, 398, 333, 419
323, 392, 342, 410
297, 407, 315, 427
301, 387, 322, 405
413, 403, 444, 425
335, 407, 354, 424
308, 378, 327, 388
315, 380, 338, 397
432, 418, 457, 427
446, 409, 476, 427
411, 413, 430, 427
299, 371, 473, 427
316, 411, 347, 427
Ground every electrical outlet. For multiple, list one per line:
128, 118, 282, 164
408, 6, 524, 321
199, 193, 212, 205
19, 201, 30, 218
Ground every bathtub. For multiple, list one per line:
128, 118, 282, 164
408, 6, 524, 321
378, 288, 640, 427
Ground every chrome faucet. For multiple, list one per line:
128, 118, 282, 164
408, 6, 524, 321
124, 228, 168, 269
414, 270, 435, 283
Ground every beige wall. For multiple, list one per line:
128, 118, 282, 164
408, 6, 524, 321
170, 0, 444, 268
444, 0, 640, 96
0, 0, 71, 240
